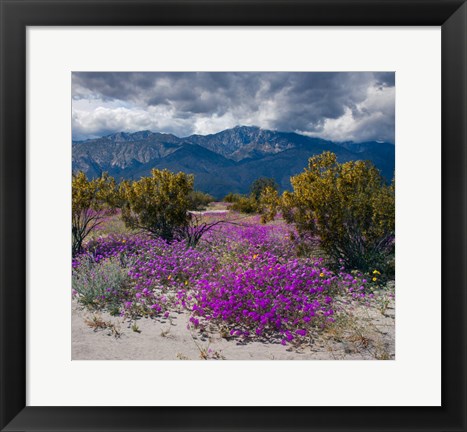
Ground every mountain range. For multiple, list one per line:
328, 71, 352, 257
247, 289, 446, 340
72, 126, 395, 199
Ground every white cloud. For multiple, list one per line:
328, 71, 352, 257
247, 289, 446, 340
72, 72, 395, 142
73, 105, 189, 139
301, 85, 395, 142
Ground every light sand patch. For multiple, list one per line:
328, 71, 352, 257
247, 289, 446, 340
72, 291, 395, 360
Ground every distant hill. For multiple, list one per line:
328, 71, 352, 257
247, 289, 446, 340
73, 126, 395, 198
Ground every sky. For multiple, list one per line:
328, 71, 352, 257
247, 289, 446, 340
72, 72, 395, 143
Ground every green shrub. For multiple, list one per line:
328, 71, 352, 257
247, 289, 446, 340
187, 190, 215, 210
120, 169, 194, 241
230, 196, 258, 214
224, 192, 242, 203
225, 178, 279, 214
250, 177, 279, 200
72, 171, 118, 256
72, 257, 132, 307
263, 152, 395, 271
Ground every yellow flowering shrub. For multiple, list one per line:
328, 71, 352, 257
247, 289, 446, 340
262, 152, 395, 271
119, 169, 194, 242
72, 171, 118, 256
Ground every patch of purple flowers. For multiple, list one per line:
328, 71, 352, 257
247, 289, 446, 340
73, 217, 370, 344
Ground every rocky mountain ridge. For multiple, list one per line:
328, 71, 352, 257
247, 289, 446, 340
73, 126, 395, 198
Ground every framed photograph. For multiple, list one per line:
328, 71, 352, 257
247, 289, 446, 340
1, 0, 466, 431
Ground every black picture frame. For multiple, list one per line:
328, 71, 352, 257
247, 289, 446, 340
1, 1, 466, 431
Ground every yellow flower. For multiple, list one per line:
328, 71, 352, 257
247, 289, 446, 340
372, 277, 377, 282
253, 254, 259, 260
319, 272, 325, 278
184, 281, 188, 285
167, 275, 172, 280
372, 270, 381, 275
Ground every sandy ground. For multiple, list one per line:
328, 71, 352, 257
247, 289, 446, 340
189, 209, 228, 215
72, 288, 395, 361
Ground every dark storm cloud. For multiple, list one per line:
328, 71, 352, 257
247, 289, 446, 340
72, 72, 395, 142
374, 72, 395, 87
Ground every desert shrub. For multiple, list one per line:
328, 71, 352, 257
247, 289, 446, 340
72, 171, 118, 257
227, 178, 279, 214
72, 256, 133, 308
187, 190, 215, 210
224, 192, 242, 203
119, 169, 194, 242
230, 195, 258, 214
174, 213, 226, 248
263, 152, 395, 271
250, 177, 279, 201
258, 186, 280, 222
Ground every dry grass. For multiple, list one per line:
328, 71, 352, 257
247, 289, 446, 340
160, 327, 173, 338
176, 352, 190, 360
191, 334, 226, 360
314, 294, 394, 360
131, 322, 141, 333
84, 314, 122, 338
